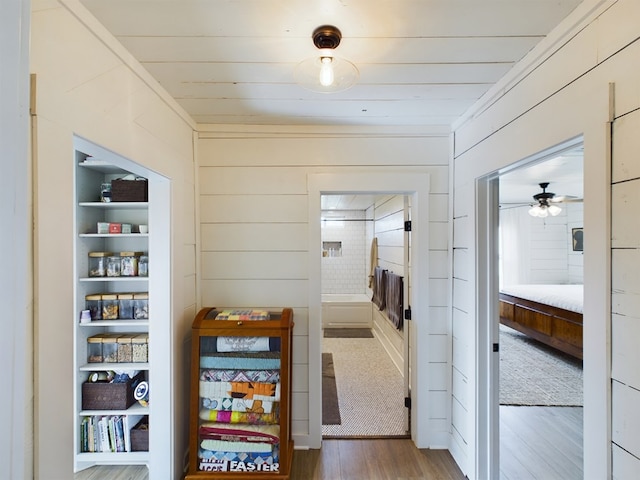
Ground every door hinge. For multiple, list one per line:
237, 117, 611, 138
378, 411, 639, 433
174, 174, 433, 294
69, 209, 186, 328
493, 343, 499, 352
404, 307, 412, 320
404, 220, 412, 232
404, 396, 411, 409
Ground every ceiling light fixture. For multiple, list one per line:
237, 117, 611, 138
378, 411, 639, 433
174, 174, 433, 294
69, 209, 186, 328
528, 182, 562, 218
294, 25, 359, 93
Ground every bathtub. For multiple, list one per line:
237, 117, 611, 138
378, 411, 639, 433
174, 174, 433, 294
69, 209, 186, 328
321, 293, 373, 328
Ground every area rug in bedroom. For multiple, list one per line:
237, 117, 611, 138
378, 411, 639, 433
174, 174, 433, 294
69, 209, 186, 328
500, 325, 583, 406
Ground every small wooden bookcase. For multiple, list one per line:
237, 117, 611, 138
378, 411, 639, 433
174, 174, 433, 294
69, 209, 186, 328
186, 307, 294, 479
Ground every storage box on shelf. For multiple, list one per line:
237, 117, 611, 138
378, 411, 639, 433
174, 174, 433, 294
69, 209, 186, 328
186, 307, 294, 480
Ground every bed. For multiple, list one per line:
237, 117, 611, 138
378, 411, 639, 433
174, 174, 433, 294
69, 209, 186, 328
499, 284, 583, 359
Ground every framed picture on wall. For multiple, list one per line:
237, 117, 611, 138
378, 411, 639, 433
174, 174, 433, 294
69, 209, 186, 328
572, 227, 583, 252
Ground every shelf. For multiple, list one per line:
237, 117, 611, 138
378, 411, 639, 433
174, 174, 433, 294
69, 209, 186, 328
79, 319, 149, 327
80, 362, 150, 371
78, 160, 128, 175
79, 402, 149, 417
79, 276, 148, 283
80, 233, 149, 238
79, 202, 149, 209
75, 451, 149, 464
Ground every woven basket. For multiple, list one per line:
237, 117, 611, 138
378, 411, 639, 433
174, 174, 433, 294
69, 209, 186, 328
111, 179, 148, 202
82, 372, 144, 410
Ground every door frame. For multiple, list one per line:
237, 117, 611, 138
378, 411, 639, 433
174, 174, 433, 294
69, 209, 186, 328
307, 171, 431, 448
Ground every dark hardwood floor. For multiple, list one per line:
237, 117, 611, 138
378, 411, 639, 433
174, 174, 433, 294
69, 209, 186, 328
291, 438, 466, 480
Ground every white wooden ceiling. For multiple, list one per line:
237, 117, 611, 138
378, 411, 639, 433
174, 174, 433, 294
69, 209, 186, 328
79, 0, 583, 127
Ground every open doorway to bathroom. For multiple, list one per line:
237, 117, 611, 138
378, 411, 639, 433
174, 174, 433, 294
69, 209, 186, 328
496, 144, 584, 478
320, 194, 410, 438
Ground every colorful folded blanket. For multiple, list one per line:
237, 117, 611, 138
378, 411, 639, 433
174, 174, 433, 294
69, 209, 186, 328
199, 381, 280, 402
200, 352, 281, 370
198, 448, 279, 471
199, 409, 279, 425
201, 397, 275, 414
200, 369, 280, 383
201, 439, 272, 453
199, 336, 281, 354
215, 310, 270, 321
199, 423, 280, 444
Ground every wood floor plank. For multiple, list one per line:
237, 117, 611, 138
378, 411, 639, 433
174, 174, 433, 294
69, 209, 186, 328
500, 406, 583, 480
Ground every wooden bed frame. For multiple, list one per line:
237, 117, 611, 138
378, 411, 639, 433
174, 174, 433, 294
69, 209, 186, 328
499, 292, 583, 360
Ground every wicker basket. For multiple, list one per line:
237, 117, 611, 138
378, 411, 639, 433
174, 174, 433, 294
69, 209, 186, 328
82, 372, 144, 410
111, 178, 148, 202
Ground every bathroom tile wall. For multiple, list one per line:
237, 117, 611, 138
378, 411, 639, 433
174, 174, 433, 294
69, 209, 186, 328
321, 210, 368, 294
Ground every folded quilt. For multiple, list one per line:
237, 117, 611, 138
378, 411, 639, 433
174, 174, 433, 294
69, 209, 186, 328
198, 448, 279, 468
201, 397, 275, 414
200, 369, 280, 383
201, 439, 272, 453
199, 336, 281, 354
199, 423, 279, 444
199, 381, 280, 402
199, 409, 279, 425
200, 352, 280, 370
215, 310, 270, 321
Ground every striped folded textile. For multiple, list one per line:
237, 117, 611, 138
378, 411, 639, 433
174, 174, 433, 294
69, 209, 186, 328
215, 310, 270, 321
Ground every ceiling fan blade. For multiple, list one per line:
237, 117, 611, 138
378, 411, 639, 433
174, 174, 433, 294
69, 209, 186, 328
550, 194, 582, 203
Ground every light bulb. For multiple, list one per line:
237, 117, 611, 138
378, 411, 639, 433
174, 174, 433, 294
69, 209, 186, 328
319, 56, 334, 86
548, 204, 562, 216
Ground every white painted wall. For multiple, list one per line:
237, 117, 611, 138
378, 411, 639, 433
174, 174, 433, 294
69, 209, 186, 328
451, 0, 638, 478
500, 204, 584, 285
0, 1, 32, 479
197, 126, 451, 449
611, 107, 640, 478
321, 209, 368, 294
30, 1, 196, 478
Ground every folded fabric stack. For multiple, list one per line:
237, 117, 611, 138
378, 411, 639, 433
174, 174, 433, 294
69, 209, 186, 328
215, 310, 270, 321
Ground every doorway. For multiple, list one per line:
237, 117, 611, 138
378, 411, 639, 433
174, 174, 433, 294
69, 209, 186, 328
479, 142, 585, 478
320, 194, 409, 438
306, 171, 431, 448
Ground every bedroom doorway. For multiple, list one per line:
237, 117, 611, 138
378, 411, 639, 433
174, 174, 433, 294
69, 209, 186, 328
486, 141, 585, 478
320, 193, 410, 439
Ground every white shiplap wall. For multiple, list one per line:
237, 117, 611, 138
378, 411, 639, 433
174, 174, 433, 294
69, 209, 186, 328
611, 108, 640, 475
197, 128, 450, 448
30, 2, 197, 478
451, 0, 640, 478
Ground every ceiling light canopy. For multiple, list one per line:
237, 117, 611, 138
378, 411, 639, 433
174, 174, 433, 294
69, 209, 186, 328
295, 25, 359, 93
528, 182, 562, 217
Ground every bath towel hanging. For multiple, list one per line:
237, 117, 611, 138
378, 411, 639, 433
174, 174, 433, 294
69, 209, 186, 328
368, 237, 378, 288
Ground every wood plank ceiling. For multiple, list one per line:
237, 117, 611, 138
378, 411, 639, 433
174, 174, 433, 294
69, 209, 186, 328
79, 0, 583, 127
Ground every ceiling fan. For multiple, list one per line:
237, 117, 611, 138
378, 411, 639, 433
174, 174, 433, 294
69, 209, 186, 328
528, 182, 582, 217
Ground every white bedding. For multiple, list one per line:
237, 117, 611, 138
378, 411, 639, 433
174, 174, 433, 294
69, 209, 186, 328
500, 284, 583, 314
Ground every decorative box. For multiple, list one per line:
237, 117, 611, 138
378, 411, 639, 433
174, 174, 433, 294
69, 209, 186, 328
130, 418, 149, 451
111, 178, 148, 202
81, 371, 144, 410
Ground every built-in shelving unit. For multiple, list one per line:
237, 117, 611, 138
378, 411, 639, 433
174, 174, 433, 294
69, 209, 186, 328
72, 137, 171, 478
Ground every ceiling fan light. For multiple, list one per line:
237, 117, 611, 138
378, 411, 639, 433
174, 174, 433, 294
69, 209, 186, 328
528, 205, 548, 217
548, 204, 562, 216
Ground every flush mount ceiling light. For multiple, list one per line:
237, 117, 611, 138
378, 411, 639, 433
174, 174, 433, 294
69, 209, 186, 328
528, 182, 562, 218
294, 25, 359, 93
